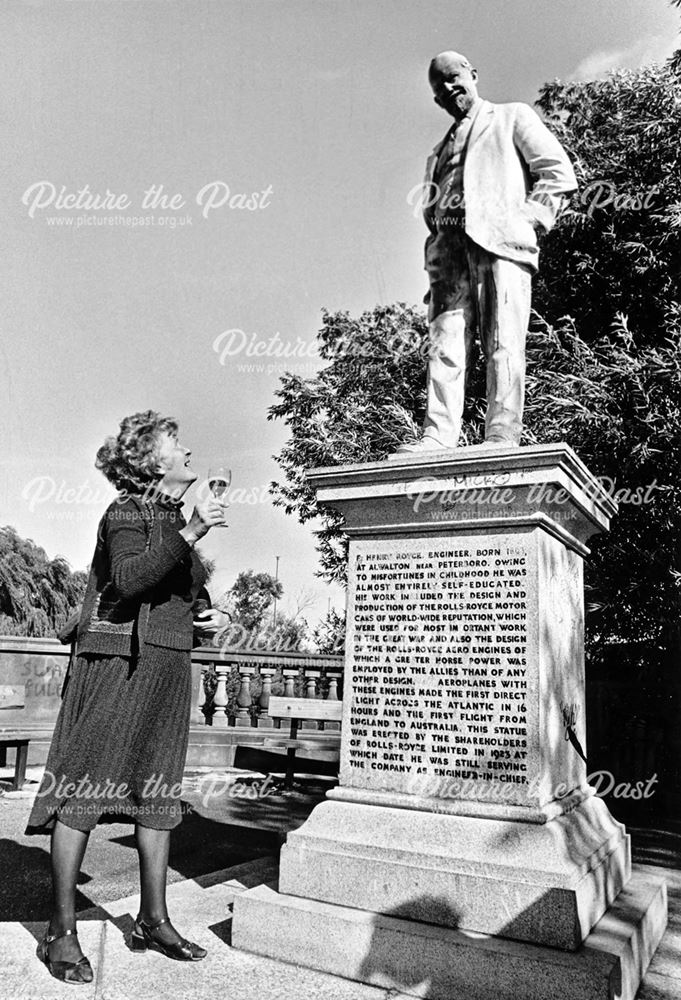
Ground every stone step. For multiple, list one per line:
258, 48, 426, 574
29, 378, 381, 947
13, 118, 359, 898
233, 867, 668, 1000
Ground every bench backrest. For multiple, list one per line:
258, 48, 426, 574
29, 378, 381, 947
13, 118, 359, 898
268, 696, 343, 723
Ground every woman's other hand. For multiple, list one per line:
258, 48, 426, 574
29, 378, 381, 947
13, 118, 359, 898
193, 609, 230, 635
180, 497, 228, 545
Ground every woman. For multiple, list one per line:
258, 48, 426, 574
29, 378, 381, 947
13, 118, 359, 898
26, 410, 229, 983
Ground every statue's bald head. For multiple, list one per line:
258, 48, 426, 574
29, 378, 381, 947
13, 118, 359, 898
428, 51, 473, 84
428, 51, 479, 120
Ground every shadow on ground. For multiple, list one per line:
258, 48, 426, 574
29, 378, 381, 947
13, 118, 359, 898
0, 803, 282, 922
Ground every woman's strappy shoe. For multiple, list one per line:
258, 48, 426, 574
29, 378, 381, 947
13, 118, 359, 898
37, 928, 94, 985
130, 915, 207, 961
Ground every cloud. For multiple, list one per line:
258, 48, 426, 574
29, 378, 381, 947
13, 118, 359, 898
570, 32, 679, 81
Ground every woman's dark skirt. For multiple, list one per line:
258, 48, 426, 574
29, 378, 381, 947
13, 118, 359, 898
25, 644, 192, 834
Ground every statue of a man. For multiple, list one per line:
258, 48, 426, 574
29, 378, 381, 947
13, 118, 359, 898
395, 51, 577, 455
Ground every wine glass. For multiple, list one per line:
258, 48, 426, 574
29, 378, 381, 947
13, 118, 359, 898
207, 465, 231, 526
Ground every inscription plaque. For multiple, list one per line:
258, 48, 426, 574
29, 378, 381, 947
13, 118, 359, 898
342, 533, 539, 807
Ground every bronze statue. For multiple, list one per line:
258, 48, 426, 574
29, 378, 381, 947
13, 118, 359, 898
395, 51, 577, 454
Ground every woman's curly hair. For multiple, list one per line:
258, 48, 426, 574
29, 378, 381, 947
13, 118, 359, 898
95, 410, 178, 493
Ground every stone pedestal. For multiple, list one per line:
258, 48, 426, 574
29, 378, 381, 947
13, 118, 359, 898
233, 444, 667, 997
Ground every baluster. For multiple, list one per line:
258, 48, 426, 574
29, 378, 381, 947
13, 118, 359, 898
324, 670, 342, 731
235, 666, 256, 727
196, 666, 208, 724
326, 672, 340, 701
301, 669, 321, 731
278, 669, 298, 730
257, 667, 276, 728
212, 662, 230, 728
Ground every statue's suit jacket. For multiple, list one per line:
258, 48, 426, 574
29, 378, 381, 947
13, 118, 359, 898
424, 99, 578, 272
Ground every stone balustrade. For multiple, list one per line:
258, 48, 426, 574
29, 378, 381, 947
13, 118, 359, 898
191, 646, 344, 730
0, 635, 344, 767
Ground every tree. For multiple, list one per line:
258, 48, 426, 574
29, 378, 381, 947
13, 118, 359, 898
270, 303, 429, 587
523, 315, 681, 649
217, 570, 283, 632
269, 62, 681, 652
214, 569, 309, 651
534, 63, 681, 348
529, 59, 681, 648
0, 527, 87, 637
312, 607, 346, 655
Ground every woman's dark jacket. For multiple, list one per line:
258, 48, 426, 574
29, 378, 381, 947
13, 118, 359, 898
76, 493, 208, 656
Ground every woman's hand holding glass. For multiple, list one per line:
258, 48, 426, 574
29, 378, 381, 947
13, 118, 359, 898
180, 494, 229, 545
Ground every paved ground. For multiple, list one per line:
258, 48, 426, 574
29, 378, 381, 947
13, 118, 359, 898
2, 766, 680, 999
0, 765, 330, 919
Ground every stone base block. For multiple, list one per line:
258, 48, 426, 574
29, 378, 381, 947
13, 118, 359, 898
278, 796, 630, 949
232, 870, 667, 1000
255, 716, 275, 729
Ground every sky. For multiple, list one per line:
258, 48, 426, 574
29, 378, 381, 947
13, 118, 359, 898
1, 0, 678, 626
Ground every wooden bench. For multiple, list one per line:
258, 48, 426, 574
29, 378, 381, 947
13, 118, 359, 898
263, 696, 343, 790
0, 734, 31, 791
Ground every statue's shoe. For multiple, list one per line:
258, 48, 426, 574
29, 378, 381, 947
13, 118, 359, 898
388, 436, 453, 458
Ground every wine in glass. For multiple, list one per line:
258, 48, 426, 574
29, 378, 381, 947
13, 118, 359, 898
207, 466, 231, 525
